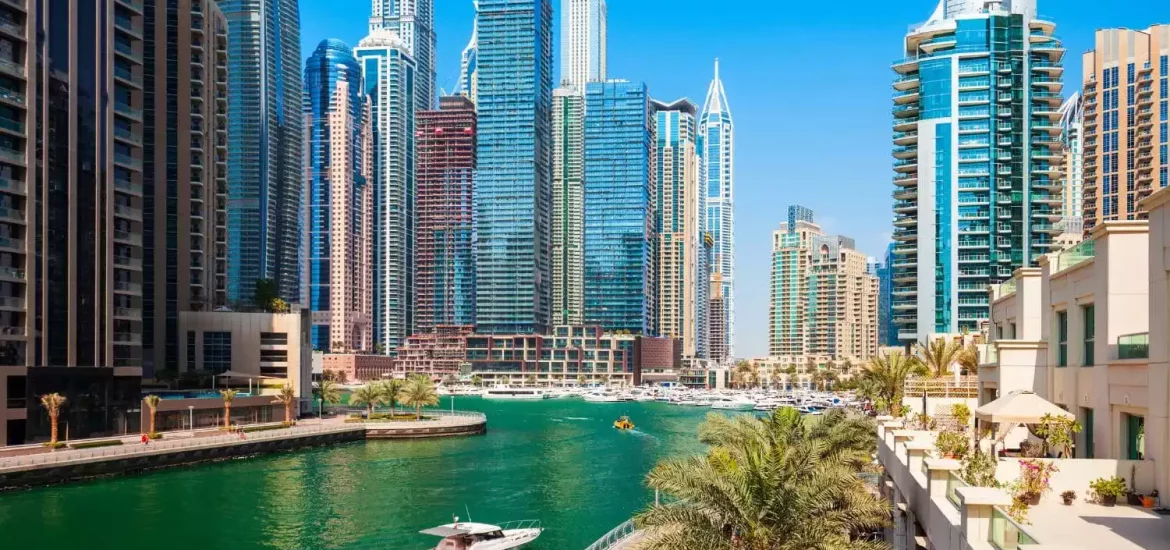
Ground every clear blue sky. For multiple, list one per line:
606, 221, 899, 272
300, 0, 1166, 358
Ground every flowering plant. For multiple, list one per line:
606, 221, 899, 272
1013, 459, 1058, 499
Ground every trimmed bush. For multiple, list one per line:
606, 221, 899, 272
241, 424, 289, 434
148, 432, 163, 440
70, 439, 123, 450
42, 442, 67, 449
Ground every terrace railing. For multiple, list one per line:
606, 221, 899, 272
584, 519, 638, 550
904, 376, 980, 398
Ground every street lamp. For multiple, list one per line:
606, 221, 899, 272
188, 406, 194, 432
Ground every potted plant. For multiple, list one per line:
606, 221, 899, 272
1089, 476, 1128, 507
1034, 414, 1082, 458
934, 430, 970, 459
1013, 459, 1058, 505
1061, 490, 1076, 505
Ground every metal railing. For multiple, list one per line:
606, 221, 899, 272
904, 376, 980, 398
584, 519, 638, 550
946, 472, 968, 508
0, 423, 363, 471
326, 406, 486, 421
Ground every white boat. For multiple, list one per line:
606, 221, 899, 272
583, 391, 622, 403
795, 405, 823, 415
710, 396, 755, 411
421, 519, 542, 549
482, 387, 549, 400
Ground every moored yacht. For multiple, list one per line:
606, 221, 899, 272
481, 387, 549, 400
583, 391, 622, 403
710, 396, 755, 411
421, 519, 542, 549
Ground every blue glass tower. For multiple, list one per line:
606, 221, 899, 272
474, 0, 554, 334
890, 0, 1064, 343
220, 0, 305, 304
583, 81, 656, 334
700, 60, 734, 362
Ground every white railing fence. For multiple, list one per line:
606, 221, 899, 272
584, 519, 638, 550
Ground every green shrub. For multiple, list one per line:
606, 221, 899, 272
241, 424, 288, 433
148, 432, 163, 440
42, 442, 67, 449
934, 430, 970, 459
70, 439, 123, 450
1089, 476, 1128, 500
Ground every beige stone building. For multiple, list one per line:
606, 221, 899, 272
768, 206, 878, 362
1081, 25, 1169, 232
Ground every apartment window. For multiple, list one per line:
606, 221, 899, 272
260, 349, 288, 363
1081, 408, 1094, 459
203, 331, 232, 374
1125, 413, 1145, 460
1009, 323, 1017, 339
1082, 304, 1095, 366
260, 332, 288, 346
1056, 311, 1068, 367
186, 331, 196, 366
996, 324, 1003, 340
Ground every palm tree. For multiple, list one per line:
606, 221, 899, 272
379, 379, 405, 416
471, 375, 484, 388
398, 374, 440, 420
143, 394, 161, 436
220, 389, 238, 429
635, 408, 889, 549
349, 383, 383, 417
575, 374, 586, 386
824, 370, 838, 390
732, 361, 759, 389
273, 384, 297, 424
314, 377, 341, 417
812, 370, 826, 391
860, 351, 925, 416
40, 393, 66, 446
524, 374, 537, 387
442, 374, 459, 387
956, 343, 980, 375
916, 337, 962, 378
599, 373, 611, 386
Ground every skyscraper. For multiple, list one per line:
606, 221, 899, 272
369, 0, 436, 112
356, 31, 417, 353
560, 0, 606, 87
1080, 26, 1169, 232
878, 243, 896, 346
768, 207, 818, 357
474, 0, 554, 334
700, 60, 734, 362
768, 208, 877, 360
1058, 92, 1084, 238
458, 1, 479, 103
415, 96, 478, 332
220, 0, 304, 304
551, 88, 585, 326
583, 80, 656, 334
890, 0, 1064, 343
654, 99, 708, 358
304, 40, 374, 352
142, 0, 231, 374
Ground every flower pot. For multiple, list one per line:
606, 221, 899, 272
1062, 497, 1075, 506
1101, 495, 1118, 507
1127, 493, 1143, 506
1021, 492, 1041, 506
1142, 496, 1156, 508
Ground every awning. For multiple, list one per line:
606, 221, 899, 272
975, 390, 1074, 424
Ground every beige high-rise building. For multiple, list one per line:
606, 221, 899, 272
551, 87, 585, 326
1081, 25, 1169, 232
768, 206, 878, 361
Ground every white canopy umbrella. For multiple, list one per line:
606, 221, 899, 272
975, 390, 1074, 424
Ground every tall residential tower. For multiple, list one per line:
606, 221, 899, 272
304, 40, 374, 352
560, 0, 606, 88
356, 31, 417, 353
220, 0, 304, 304
551, 88, 585, 326
890, 0, 1064, 342
1080, 26, 1169, 232
474, 0, 554, 334
369, 0, 436, 112
700, 60, 734, 362
1058, 92, 1084, 238
654, 99, 708, 358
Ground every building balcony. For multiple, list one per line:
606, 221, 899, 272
0, 266, 23, 281
893, 215, 917, 228
0, 58, 25, 80
0, 296, 23, 310
113, 307, 141, 319
893, 201, 916, 214
116, 0, 145, 14
893, 159, 918, 174
892, 58, 919, 74
893, 74, 920, 92
114, 280, 142, 294
894, 129, 919, 145
1030, 59, 1064, 74
114, 102, 143, 121
892, 230, 918, 242
114, 255, 142, 269
114, 204, 141, 221
893, 104, 920, 118
893, 188, 917, 201
893, 117, 919, 132
0, 205, 23, 223
892, 145, 917, 160
893, 244, 917, 255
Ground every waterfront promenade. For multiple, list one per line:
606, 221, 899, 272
0, 410, 486, 489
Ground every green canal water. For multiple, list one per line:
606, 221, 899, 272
0, 398, 731, 549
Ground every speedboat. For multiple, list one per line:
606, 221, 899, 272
795, 405, 823, 415
613, 416, 635, 430
422, 519, 542, 549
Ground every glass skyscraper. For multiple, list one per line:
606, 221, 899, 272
890, 0, 1063, 342
458, 1, 479, 103
220, 0, 304, 304
474, 0, 554, 334
560, 0, 606, 88
369, 0, 436, 112
552, 89, 586, 326
356, 32, 417, 353
304, 40, 374, 352
700, 60, 735, 362
654, 99, 708, 358
583, 80, 656, 334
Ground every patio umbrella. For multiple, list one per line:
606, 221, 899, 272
975, 390, 1073, 424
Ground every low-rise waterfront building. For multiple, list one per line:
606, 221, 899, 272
177, 310, 313, 401
321, 353, 396, 383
